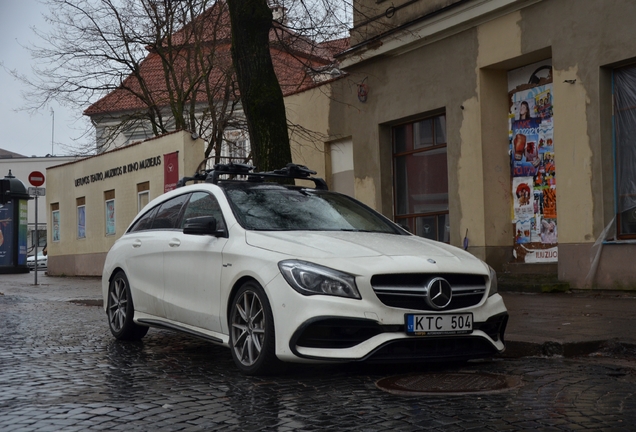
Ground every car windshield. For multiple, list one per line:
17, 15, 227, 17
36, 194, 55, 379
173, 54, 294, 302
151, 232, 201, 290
224, 184, 402, 233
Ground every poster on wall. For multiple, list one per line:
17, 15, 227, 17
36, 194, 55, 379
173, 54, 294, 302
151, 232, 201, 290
105, 200, 115, 236
18, 200, 27, 265
508, 63, 557, 263
52, 210, 60, 242
164, 151, 179, 193
0, 202, 14, 267
512, 177, 534, 222
77, 206, 86, 239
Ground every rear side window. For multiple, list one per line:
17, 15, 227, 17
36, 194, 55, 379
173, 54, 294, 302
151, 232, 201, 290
129, 206, 159, 233
151, 194, 190, 230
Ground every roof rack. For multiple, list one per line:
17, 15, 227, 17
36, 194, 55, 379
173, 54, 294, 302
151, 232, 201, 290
177, 163, 328, 190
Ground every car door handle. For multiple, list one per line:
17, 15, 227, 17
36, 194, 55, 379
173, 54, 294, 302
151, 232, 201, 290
132, 240, 142, 248
169, 239, 181, 247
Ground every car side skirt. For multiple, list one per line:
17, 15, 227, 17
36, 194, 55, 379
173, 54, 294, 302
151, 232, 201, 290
135, 312, 229, 345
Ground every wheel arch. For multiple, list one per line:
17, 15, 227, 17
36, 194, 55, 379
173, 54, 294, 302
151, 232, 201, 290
226, 275, 261, 325
106, 267, 137, 307
108, 266, 126, 283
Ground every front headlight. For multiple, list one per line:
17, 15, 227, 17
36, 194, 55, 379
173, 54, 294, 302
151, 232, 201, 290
488, 265, 498, 296
278, 260, 361, 299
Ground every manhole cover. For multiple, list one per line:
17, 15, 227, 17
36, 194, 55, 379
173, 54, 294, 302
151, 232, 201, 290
376, 372, 522, 396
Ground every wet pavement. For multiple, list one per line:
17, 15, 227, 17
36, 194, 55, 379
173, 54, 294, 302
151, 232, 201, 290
1, 273, 636, 430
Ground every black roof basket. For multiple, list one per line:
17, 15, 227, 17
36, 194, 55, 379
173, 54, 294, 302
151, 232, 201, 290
177, 163, 328, 190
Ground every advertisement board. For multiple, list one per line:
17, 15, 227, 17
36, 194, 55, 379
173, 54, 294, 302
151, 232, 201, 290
18, 200, 27, 265
508, 66, 557, 263
0, 202, 14, 267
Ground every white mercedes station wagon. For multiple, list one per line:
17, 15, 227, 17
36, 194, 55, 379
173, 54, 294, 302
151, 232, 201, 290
103, 164, 508, 375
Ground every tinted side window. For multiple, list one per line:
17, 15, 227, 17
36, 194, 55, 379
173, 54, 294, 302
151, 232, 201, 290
181, 192, 226, 230
151, 194, 190, 230
129, 206, 159, 233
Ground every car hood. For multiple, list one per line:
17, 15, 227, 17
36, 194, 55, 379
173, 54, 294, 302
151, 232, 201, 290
245, 231, 459, 259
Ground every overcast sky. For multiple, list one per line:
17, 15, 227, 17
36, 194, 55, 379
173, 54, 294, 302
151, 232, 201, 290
0, 0, 86, 157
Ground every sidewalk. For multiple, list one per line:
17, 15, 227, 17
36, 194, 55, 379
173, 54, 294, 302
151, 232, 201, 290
2, 272, 635, 359
501, 290, 636, 358
0, 272, 102, 303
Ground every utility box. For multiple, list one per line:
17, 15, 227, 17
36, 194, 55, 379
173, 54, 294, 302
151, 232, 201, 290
0, 171, 30, 274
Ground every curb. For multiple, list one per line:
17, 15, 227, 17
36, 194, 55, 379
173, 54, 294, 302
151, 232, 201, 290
502, 339, 636, 359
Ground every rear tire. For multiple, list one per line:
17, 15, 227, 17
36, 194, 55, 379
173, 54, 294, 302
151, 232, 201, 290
229, 281, 283, 375
107, 270, 148, 340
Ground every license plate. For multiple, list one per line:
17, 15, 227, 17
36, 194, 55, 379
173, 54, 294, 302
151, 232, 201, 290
406, 313, 473, 336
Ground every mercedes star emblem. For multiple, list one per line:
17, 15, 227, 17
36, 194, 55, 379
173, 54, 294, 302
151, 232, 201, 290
425, 277, 453, 309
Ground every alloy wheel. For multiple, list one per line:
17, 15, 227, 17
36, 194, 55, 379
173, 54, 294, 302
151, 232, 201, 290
231, 289, 266, 366
108, 276, 128, 333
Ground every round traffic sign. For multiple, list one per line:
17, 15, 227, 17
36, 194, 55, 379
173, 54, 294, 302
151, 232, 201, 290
29, 171, 45, 187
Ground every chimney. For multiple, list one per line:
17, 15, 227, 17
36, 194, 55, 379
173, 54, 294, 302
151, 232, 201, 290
270, 3, 287, 25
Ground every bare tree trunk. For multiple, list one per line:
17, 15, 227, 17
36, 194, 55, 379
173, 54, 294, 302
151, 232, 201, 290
226, 0, 292, 172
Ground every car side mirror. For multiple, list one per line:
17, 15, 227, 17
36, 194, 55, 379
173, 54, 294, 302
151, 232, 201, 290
183, 216, 225, 237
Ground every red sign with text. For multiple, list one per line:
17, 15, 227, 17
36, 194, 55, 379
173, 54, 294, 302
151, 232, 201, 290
164, 152, 179, 193
28, 171, 45, 187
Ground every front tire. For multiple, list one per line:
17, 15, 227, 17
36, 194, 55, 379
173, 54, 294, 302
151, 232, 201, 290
229, 281, 282, 375
107, 270, 148, 340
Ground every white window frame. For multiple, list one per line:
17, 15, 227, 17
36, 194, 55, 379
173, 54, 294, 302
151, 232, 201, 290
138, 191, 150, 213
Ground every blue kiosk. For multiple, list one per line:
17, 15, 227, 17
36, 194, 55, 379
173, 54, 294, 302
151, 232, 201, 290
0, 171, 30, 274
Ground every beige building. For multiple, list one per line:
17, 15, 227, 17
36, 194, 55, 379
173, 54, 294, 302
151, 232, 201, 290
287, 0, 636, 290
44, 0, 636, 289
46, 131, 204, 276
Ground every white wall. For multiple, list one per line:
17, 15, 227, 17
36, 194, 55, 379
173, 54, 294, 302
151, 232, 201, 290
0, 156, 79, 252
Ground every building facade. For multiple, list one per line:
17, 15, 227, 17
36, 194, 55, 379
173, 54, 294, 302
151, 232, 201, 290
287, 0, 636, 289
46, 131, 204, 276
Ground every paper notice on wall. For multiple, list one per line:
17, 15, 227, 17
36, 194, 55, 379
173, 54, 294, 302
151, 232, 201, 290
514, 244, 558, 263
543, 187, 557, 219
512, 177, 534, 221
514, 219, 532, 244
540, 218, 558, 244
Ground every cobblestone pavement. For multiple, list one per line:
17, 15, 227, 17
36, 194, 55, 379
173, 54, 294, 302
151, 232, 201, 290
1, 287, 636, 431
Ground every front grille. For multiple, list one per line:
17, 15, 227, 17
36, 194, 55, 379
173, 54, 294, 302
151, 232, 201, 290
371, 273, 487, 311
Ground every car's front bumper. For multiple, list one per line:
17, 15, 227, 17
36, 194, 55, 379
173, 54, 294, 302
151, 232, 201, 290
264, 272, 508, 363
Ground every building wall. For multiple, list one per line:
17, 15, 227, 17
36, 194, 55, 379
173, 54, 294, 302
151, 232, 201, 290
46, 131, 204, 276
284, 86, 331, 185
351, 0, 465, 46
316, 0, 636, 289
